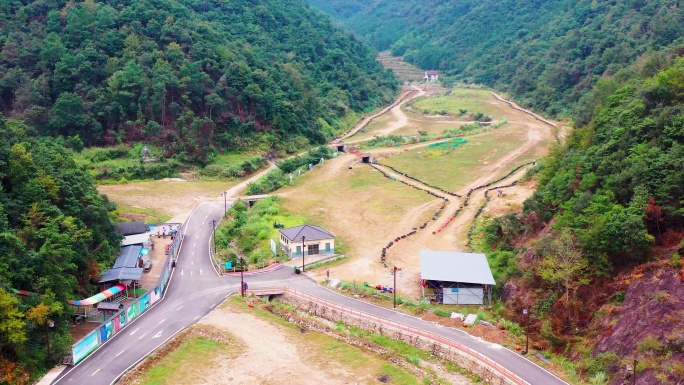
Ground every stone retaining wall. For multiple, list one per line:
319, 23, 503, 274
281, 292, 524, 385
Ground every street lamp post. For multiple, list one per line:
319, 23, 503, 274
522, 308, 529, 355
393, 266, 397, 308
301, 236, 306, 272
211, 219, 216, 254
627, 358, 637, 385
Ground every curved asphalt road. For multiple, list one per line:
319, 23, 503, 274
54, 200, 568, 385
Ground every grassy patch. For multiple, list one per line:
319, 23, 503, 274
136, 338, 235, 385
383, 123, 538, 192
215, 196, 307, 267
73, 143, 182, 182
114, 203, 172, 224
411, 89, 506, 118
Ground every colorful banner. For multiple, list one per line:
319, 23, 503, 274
99, 321, 113, 343
150, 287, 160, 305
72, 332, 99, 364
139, 293, 150, 313
126, 302, 139, 322
113, 312, 121, 332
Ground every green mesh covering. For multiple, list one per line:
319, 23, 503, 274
427, 137, 467, 150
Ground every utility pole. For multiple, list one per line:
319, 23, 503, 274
301, 236, 306, 272
522, 308, 529, 355
393, 266, 397, 308
240, 257, 245, 297
222, 191, 227, 217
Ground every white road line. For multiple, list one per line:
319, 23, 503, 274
194, 243, 197, 248
138, 333, 147, 340
191, 270, 193, 276
181, 269, 184, 275
91, 369, 100, 376
200, 269, 202, 275
129, 327, 140, 336
210, 303, 216, 309
116, 350, 125, 357
193, 315, 200, 320
176, 306, 183, 311
158, 319, 166, 325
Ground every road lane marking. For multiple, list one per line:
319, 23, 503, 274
193, 315, 200, 320
158, 319, 166, 325
91, 369, 100, 376
176, 306, 183, 311
191, 270, 193, 276
194, 243, 196, 248
210, 303, 216, 309
130, 327, 139, 335
116, 350, 125, 357
200, 269, 202, 275
153, 331, 163, 338
138, 333, 147, 340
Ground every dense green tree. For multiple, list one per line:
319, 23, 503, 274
0, 119, 121, 379
0, 0, 397, 160
311, 0, 684, 119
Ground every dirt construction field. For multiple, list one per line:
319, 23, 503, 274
279, 85, 558, 299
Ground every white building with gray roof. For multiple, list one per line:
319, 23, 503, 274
419, 250, 495, 305
279, 224, 335, 258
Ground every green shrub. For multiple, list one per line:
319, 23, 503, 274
432, 308, 451, 318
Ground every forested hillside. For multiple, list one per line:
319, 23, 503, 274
0, 0, 397, 161
481, 53, 684, 383
0, 117, 121, 382
309, 0, 684, 120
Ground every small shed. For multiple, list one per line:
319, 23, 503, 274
419, 250, 495, 305
423, 70, 439, 82
121, 233, 151, 248
279, 225, 335, 258
336, 143, 347, 152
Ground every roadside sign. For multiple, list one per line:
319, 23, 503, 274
270, 239, 277, 256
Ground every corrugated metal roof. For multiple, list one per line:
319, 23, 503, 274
279, 225, 335, 242
99, 267, 143, 283
116, 221, 148, 235
113, 245, 142, 269
121, 233, 150, 246
419, 250, 495, 285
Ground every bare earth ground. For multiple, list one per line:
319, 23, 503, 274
121, 301, 473, 385
194, 306, 364, 385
